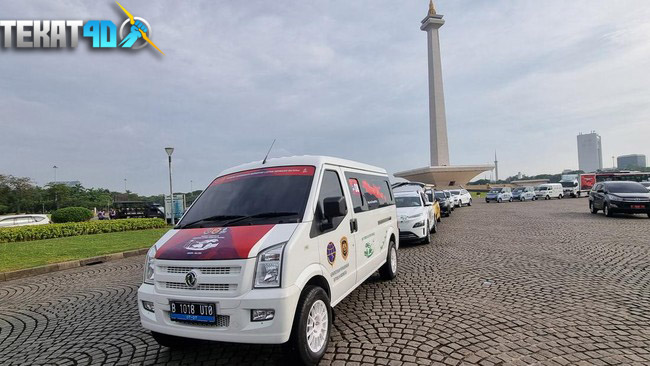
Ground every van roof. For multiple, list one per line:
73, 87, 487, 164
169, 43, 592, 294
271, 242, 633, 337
218, 155, 387, 177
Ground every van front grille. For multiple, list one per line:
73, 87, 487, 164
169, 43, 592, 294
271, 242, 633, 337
163, 266, 240, 275
163, 282, 236, 291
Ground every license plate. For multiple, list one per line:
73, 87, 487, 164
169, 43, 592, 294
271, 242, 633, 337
170, 301, 216, 323
631, 204, 645, 209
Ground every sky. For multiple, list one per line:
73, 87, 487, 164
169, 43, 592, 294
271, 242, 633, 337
1, 0, 650, 195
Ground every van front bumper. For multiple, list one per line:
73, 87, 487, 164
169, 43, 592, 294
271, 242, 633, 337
138, 283, 301, 344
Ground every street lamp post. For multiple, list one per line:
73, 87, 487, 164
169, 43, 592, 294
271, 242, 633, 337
53, 165, 59, 210
124, 178, 128, 192
165, 147, 175, 225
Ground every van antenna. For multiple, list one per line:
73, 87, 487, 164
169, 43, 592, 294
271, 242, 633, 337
262, 139, 276, 164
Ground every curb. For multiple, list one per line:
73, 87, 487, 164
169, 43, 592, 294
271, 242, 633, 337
0, 248, 149, 282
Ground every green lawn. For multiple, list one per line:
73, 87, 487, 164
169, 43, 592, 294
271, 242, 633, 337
0, 227, 169, 272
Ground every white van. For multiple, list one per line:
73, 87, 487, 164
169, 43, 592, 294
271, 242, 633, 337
138, 156, 398, 365
535, 183, 564, 200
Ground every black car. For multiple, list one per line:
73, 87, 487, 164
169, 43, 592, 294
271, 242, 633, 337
589, 181, 650, 218
432, 190, 452, 217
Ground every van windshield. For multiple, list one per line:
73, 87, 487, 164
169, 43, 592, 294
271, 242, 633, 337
395, 196, 422, 208
178, 166, 315, 228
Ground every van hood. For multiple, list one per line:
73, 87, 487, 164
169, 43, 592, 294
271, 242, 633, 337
154, 224, 298, 260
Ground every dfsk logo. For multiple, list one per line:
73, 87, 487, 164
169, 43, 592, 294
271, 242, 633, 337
184, 270, 199, 288
0, 1, 163, 54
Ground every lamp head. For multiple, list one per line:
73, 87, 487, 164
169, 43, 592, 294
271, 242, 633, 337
165, 147, 174, 157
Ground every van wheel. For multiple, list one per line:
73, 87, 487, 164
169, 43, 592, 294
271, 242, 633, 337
559, 194, 563, 199
508, 197, 513, 202
290, 286, 331, 365
379, 240, 398, 280
590, 202, 598, 214
421, 222, 432, 244
151, 332, 188, 348
545, 195, 550, 200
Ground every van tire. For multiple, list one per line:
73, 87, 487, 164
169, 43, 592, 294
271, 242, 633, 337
290, 286, 331, 366
559, 194, 563, 199
151, 331, 188, 348
508, 197, 513, 202
379, 241, 398, 280
545, 195, 550, 200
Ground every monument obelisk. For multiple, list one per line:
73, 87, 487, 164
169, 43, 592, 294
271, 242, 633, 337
395, 1, 493, 187
422, 0, 449, 166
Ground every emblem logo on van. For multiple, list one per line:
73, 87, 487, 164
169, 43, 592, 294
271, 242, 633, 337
340, 237, 349, 260
185, 270, 198, 288
326, 242, 336, 265
182, 228, 229, 251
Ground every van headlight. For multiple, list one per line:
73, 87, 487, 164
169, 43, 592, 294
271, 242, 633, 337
253, 243, 286, 289
143, 246, 156, 285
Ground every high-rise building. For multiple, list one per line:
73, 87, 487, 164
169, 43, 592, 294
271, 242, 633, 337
577, 132, 603, 172
617, 154, 646, 169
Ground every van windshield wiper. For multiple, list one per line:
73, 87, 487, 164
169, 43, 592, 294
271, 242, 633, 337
220, 212, 300, 226
177, 215, 245, 229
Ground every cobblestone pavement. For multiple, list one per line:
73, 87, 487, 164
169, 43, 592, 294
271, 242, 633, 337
1, 198, 649, 365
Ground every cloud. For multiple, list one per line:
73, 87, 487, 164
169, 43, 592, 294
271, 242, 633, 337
0, 0, 648, 194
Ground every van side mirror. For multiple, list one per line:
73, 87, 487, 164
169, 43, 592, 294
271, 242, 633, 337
323, 196, 347, 218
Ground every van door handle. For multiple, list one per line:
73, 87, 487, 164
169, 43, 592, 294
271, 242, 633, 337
349, 218, 358, 233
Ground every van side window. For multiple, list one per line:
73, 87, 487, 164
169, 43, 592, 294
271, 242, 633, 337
347, 178, 365, 212
315, 170, 346, 232
344, 172, 394, 211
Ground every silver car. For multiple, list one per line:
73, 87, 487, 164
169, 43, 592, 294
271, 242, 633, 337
511, 187, 536, 201
0, 214, 50, 228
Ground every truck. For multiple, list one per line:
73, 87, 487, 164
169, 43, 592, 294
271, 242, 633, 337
559, 174, 581, 197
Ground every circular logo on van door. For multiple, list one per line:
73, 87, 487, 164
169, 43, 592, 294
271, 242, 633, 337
340, 237, 349, 260
326, 242, 336, 265
185, 269, 199, 288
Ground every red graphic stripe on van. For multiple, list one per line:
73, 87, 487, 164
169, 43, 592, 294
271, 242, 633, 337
155, 225, 275, 260
211, 166, 315, 186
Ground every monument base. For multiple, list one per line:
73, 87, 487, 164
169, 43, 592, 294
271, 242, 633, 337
394, 164, 494, 188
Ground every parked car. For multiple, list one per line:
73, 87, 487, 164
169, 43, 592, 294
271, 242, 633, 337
432, 190, 452, 217
0, 214, 50, 228
485, 187, 512, 203
395, 191, 436, 243
511, 187, 536, 201
589, 181, 650, 218
443, 191, 455, 211
445, 190, 461, 208
535, 183, 564, 200
138, 156, 399, 365
393, 182, 439, 224
424, 189, 442, 222
450, 189, 472, 206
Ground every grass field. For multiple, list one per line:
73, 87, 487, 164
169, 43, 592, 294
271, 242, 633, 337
0, 227, 169, 272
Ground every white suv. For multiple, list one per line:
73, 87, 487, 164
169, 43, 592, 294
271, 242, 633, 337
395, 191, 436, 244
449, 189, 472, 207
138, 156, 399, 365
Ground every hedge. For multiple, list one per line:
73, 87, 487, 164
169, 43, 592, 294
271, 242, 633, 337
51, 207, 94, 223
0, 218, 167, 243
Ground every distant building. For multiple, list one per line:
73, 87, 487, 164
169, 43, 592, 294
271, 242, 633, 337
617, 154, 646, 169
577, 132, 603, 173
